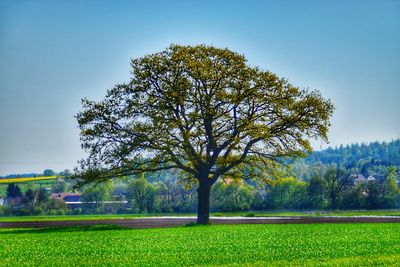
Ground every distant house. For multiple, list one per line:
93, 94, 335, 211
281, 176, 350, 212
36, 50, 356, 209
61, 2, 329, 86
352, 174, 367, 185
51, 193, 82, 209
0, 197, 5, 206
50, 193, 128, 210
3, 197, 23, 208
51, 192, 81, 201
352, 174, 381, 185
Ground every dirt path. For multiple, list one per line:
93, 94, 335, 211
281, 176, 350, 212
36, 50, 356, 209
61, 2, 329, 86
2, 216, 400, 228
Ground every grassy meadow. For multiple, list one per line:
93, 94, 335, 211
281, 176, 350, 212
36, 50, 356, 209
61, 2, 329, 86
0, 176, 58, 196
1, 223, 400, 266
1, 209, 400, 222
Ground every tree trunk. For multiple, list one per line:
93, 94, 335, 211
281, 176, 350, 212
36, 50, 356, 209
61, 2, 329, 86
197, 181, 211, 224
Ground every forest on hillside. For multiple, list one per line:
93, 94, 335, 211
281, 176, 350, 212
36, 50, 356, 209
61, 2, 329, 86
288, 139, 400, 181
306, 139, 400, 169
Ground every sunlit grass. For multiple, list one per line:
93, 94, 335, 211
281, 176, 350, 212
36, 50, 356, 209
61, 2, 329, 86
1, 209, 400, 222
1, 223, 399, 266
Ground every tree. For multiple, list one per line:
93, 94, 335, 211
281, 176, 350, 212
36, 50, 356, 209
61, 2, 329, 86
24, 189, 35, 203
52, 179, 67, 193
382, 166, 400, 207
37, 187, 49, 204
211, 181, 254, 212
60, 169, 72, 178
153, 178, 196, 213
307, 175, 325, 209
6, 183, 22, 198
81, 184, 110, 213
323, 166, 353, 208
76, 45, 334, 224
127, 175, 156, 213
266, 177, 307, 209
43, 169, 55, 176
364, 181, 386, 209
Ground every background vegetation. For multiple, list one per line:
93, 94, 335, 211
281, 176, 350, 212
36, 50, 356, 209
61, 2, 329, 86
1, 139, 399, 217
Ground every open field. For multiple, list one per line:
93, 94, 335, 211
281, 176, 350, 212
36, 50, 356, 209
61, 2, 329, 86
0, 176, 59, 196
0, 217, 197, 228
0, 176, 58, 183
2, 216, 400, 229
2, 210, 400, 222
1, 223, 400, 266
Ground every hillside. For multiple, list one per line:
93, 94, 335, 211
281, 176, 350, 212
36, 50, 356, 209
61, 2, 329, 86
306, 139, 400, 168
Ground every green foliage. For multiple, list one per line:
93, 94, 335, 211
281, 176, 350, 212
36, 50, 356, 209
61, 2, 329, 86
4, 209, 400, 222
385, 167, 400, 207
75, 44, 333, 223
4, 186, 53, 216
2, 163, 399, 216
306, 139, 400, 174
126, 176, 157, 213
341, 184, 365, 209
51, 179, 66, 193
6, 183, 22, 198
155, 179, 196, 213
59, 169, 72, 178
81, 183, 111, 214
43, 169, 55, 176
266, 177, 308, 209
1, 224, 400, 266
47, 199, 67, 215
307, 175, 325, 209
323, 166, 353, 208
37, 188, 49, 204
24, 189, 35, 203
211, 182, 254, 212
76, 44, 333, 181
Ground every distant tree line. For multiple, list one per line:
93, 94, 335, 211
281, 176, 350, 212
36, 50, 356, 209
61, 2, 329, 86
306, 139, 400, 172
75, 164, 400, 214
1, 183, 66, 216
261, 166, 399, 210
1, 140, 400, 216
3, 164, 398, 217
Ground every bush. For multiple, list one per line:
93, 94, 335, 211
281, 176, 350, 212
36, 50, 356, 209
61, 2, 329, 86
47, 209, 66, 216
211, 182, 255, 212
2, 206, 14, 216
14, 208, 31, 216
31, 207, 45, 216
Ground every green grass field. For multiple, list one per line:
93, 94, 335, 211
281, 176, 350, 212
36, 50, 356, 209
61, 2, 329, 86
1, 210, 400, 222
0, 212, 304, 222
1, 223, 399, 266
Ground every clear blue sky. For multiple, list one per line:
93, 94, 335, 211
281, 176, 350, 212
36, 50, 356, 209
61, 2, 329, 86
0, 0, 399, 175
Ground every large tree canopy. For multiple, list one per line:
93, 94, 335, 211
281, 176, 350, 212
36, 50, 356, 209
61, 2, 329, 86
76, 45, 334, 223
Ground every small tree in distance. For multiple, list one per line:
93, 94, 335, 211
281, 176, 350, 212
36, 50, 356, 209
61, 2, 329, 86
6, 183, 22, 198
75, 45, 334, 224
323, 166, 353, 208
43, 169, 55, 176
